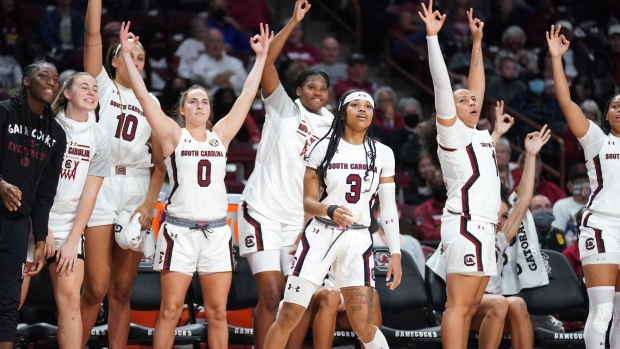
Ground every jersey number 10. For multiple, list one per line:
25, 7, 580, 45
114, 113, 139, 141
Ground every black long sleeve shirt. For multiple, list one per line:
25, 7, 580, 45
0, 95, 66, 242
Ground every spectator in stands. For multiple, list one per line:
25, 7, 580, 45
442, 0, 473, 52
284, 61, 309, 99
280, 19, 322, 66
390, 97, 423, 168
174, 16, 208, 79
310, 36, 347, 85
496, 137, 519, 189
413, 170, 445, 242
609, 24, 620, 85
562, 99, 601, 166
0, 36, 22, 99
405, 151, 436, 206
212, 87, 261, 143
570, 74, 597, 107
512, 153, 566, 205
552, 163, 589, 246
529, 194, 567, 252
0, 0, 22, 59
160, 76, 193, 120
141, 25, 173, 97
552, 21, 582, 78
101, 21, 121, 48
495, 25, 538, 75
190, 28, 248, 95
38, 0, 85, 71
392, 0, 427, 53
484, 0, 525, 47
334, 53, 379, 99
539, 47, 569, 97
374, 201, 426, 277
228, 0, 273, 35
207, 0, 252, 53
373, 86, 404, 138
523, 0, 562, 48
563, 206, 586, 279
486, 57, 527, 101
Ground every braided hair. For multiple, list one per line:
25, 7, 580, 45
20, 61, 58, 172
104, 42, 146, 80
295, 69, 331, 91
306, 89, 377, 193
601, 93, 620, 135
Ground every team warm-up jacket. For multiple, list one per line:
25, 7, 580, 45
0, 94, 66, 242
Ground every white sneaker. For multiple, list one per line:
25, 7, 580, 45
530, 315, 565, 333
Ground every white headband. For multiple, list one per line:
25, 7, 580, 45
343, 91, 375, 108
115, 38, 143, 56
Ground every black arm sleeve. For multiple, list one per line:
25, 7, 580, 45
30, 137, 64, 242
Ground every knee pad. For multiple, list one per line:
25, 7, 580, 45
593, 302, 614, 332
282, 276, 318, 308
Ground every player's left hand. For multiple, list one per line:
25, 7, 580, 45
119, 21, 140, 55
132, 203, 154, 230
26, 241, 45, 277
467, 8, 484, 41
386, 253, 402, 290
250, 23, 274, 57
525, 124, 551, 156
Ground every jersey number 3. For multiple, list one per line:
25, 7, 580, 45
114, 113, 139, 141
345, 174, 361, 204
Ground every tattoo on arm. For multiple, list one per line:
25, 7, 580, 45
474, 47, 481, 69
505, 211, 520, 234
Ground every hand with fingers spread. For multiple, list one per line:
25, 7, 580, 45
55, 235, 80, 276
546, 24, 570, 57
525, 124, 552, 156
291, 0, 311, 24
0, 180, 21, 211
467, 8, 484, 42
119, 21, 140, 55
418, 0, 446, 37
250, 23, 274, 57
386, 253, 402, 290
45, 228, 55, 259
494, 100, 515, 136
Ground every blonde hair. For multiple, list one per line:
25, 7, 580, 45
51, 72, 93, 114
173, 85, 213, 129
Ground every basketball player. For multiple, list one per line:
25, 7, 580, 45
471, 126, 550, 349
236, 1, 334, 348
35, 71, 109, 349
0, 61, 66, 349
118, 22, 272, 349
80, 1, 167, 347
418, 2, 511, 348
548, 24, 620, 349
262, 89, 402, 349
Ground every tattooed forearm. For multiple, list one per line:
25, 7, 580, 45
365, 288, 374, 324
505, 212, 520, 235
474, 47, 481, 69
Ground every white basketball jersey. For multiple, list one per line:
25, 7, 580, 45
50, 111, 110, 232
306, 138, 395, 227
579, 121, 620, 218
165, 129, 227, 220
95, 67, 159, 171
241, 84, 333, 225
437, 119, 500, 224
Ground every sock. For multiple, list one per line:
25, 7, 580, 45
362, 326, 389, 349
585, 286, 615, 349
609, 292, 620, 349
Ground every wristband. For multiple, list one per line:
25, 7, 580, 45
327, 205, 339, 220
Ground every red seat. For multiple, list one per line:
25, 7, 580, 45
421, 245, 436, 260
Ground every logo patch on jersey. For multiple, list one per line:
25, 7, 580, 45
115, 166, 127, 175
245, 235, 255, 248
287, 284, 301, 292
373, 249, 391, 271
585, 237, 595, 250
464, 254, 476, 266
209, 139, 219, 147
61, 159, 80, 180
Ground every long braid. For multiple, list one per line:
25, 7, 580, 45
362, 123, 377, 193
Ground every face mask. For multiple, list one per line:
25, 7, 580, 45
532, 210, 555, 231
572, 183, 591, 199
431, 186, 447, 202
403, 113, 420, 128
528, 80, 545, 96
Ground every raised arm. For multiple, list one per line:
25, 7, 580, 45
491, 100, 515, 145
466, 9, 485, 111
419, 0, 457, 127
262, 0, 311, 97
84, 0, 103, 76
213, 24, 273, 148
547, 25, 589, 138
118, 22, 180, 157
503, 125, 551, 241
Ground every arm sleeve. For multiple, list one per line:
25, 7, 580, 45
262, 83, 298, 120
427, 36, 456, 119
378, 182, 400, 255
578, 120, 605, 161
87, 126, 111, 177
31, 133, 65, 242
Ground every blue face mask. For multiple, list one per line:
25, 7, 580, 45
529, 80, 545, 96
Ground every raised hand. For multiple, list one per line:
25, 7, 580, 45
418, 0, 446, 37
250, 23, 274, 57
546, 24, 570, 57
524, 124, 551, 156
291, 0, 311, 24
467, 8, 484, 42
494, 100, 515, 136
119, 21, 140, 55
